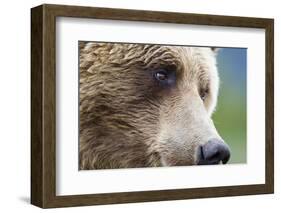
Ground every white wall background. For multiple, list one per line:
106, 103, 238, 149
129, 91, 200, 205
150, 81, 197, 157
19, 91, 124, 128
0, 0, 279, 212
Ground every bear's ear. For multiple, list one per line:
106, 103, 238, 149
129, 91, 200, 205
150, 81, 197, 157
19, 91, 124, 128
210, 47, 220, 55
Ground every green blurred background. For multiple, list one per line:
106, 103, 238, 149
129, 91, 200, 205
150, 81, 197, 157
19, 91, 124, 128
213, 48, 247, 164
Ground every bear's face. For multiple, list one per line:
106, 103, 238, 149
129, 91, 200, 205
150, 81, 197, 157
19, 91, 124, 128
79, 43, 230, 169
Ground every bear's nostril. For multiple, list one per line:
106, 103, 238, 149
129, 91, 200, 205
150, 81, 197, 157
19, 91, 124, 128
197, 139, 230, 165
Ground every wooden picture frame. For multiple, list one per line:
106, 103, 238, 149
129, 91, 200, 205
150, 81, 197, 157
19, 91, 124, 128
31, 4, 274, 208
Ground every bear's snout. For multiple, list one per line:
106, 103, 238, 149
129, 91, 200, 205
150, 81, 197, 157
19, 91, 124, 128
197, 139, 230, 165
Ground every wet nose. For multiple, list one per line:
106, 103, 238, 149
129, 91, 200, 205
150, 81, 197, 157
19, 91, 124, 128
197, 139, 230, 165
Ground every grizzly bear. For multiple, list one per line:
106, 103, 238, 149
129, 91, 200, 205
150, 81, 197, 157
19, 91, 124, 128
79, 42, 230, 170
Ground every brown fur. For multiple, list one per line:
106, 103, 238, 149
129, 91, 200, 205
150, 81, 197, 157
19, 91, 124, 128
79, 42, 220, 170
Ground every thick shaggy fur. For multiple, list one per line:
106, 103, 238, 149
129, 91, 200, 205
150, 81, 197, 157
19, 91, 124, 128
79, 42, 222, 170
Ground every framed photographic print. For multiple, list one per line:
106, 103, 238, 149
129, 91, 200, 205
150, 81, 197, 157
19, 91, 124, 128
31, 4, 274, 208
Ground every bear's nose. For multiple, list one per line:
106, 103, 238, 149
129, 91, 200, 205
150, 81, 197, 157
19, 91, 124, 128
197, 139, 230, 165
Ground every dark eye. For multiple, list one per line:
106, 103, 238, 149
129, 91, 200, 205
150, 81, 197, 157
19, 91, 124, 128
200, 88, 209, 101
155, 70, 168, 81
153, 69, 176, 87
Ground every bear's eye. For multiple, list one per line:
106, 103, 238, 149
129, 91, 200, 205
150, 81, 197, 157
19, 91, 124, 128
155, 71, 168, 81
199, 88, 209, 101
153, 69, 176, 87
